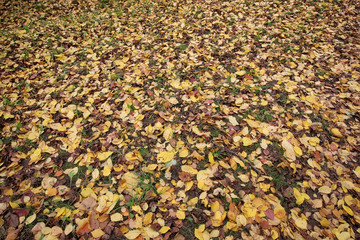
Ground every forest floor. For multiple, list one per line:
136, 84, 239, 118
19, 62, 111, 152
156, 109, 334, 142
0, 0, 359, 239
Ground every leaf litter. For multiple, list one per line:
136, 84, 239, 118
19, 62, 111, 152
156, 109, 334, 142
0, 0, 359, 239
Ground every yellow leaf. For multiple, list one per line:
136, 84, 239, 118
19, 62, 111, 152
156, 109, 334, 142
235, 70, 246, 76
211, 201, 220, 212
125, 151, 143, 162
308, 137, 320, 146
239, 174, 249, 183
157, 150, 176, 163
110, 213, 123, 222
144, 227, 159, 238
294, 146, 302, 156
143, 212, 153, 226
97, 152, 113, 161
342, 205, 354, 216
163, 127, 173, 141
92, 169, 100, 180
243, 205, 257, 218
159, 226, 170, 234
195, 225, 206, 240
4, 189, 13, 196
64, 223, 73, 235
55, 54, 67, 62
91, 228, 105, 238
228, 116, 239, 126
236, 214, 247, 226
182, 182, 192, 193
123, 172, 139, 192
81, 188, 94, 198
132, 205, 143, 215
274, 205, 286, 219
125, 230, 142, 239
25, 214, 36, 225
96, 195, 107, 213
260, 99, 268, 106
9, 202, 19, 208
335, 231, 351, 240
289, 62, 297, 68
242, 137, 253, 146
192, 126, 210, 137
291, 210, 307, 230
235, 97, 243, 106
179, 148, 189, 158
282, 140, 296, 161
30, 148, 42, 164
331, 128, 343, 138
188, 197, 198, 207
211, 211, 224, 227
320, 218, 330, 227
176, 210, 186, 219
146, 164, 157, 171
198, 180, 210, 191
181, 165, 198, 175
293, 188, 309, 205
318, 186, 332, 194
208, 152, 214, 165
103, 166, 111, 177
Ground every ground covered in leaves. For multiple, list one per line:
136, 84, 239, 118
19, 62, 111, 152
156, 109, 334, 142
0, 0, 359, 239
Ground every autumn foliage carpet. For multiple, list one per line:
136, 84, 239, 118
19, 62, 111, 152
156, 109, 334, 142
0, 0, 359, 239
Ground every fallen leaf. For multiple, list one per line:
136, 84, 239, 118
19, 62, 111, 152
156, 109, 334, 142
91, 228, 105, 238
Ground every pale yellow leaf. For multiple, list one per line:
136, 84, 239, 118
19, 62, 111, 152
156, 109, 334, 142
318, 186, 332, 194
144, 227, 159, 238
124, 230, 141, 239
228, 116, 239, 126
163, 127, 173, 141
64, 223, 73, 235
282, 140, 296, 161
110, 213, 123, 222
91, 228, 105, 238
25, 214, 36, 225
291, 210, 307, 230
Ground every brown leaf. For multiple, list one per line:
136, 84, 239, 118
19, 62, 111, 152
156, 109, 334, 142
173, 233, 186, 240
12, 208, 30, 217
178, 172, 193, 182
265, 209, 274, 220
6, 228, 20, 240
89, 211, 100, 230
5, 213, 19, 228
77, 220, 91, 235
79, 197, 96, 213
